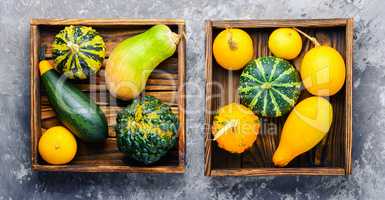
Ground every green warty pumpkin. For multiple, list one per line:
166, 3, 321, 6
116, 95, 179, 164
52, 25, 106, 79
239, 56, 301, 117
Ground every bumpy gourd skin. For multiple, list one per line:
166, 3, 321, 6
116, 96, 179, 164
212, 103, 260, 154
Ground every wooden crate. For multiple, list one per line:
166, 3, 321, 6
30, 19, 186, 173
204, 19, 353, 176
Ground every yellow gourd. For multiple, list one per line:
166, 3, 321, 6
268, 28, 302, 60
212, 103, 260, 154
301, 46, 346, 96
273, 97, 333, 167
294, 28, 346, 96
213, 28, 253, 70
38, 126, 77, 165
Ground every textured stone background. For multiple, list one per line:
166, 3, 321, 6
0, 0, 384, 199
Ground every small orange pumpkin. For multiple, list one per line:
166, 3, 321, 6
212, 103, 260, 153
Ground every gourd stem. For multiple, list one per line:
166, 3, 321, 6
213, 119, 239, 141
225, 27, 238, 51
293, 27, 321, 47
170, 32, 181, 45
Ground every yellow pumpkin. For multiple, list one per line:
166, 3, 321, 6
212, 103, 260, 154
213, 28, 253, 70
272, 97, 333, 167
301, 46, 346, 96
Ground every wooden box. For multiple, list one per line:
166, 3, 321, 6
30, 19, 186, 173
204, 19, 353, 176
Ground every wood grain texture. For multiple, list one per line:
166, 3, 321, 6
31, 18, 185, 25
30, 25, 40, 166
177, 23, 186, 170
30, 19, 186, 173
204, 21, 213, 176
345, 18, 354, 175
212, 19, 348, 28
210, 168, 345, 176
204, 19, 353, 176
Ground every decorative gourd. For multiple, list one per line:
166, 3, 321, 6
106, 25, 179, 100
273, 97, 333, 167
239, 56, 301, 117
52, 25, 106, 79
294, 28, 346, 96
301, 46, 345, 96
213, 28, 254, 70
268, 28, 302, 60
212, 103, 260, 154
116, 96, 179, 164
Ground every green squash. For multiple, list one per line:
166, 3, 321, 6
239, 56, 301, 117
39, 61, 108, 143
52, 25, 106, 79
116, 95, 179, 164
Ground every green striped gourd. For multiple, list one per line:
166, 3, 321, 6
52, 25, 106, 79
239, 56, 301, 117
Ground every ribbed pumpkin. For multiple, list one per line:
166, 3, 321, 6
52, 25, 106, 79
239, 56, 301, 117
116, 95, 179, 164
212, 103, 260, 154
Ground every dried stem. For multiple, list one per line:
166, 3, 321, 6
293, 27, 321, 47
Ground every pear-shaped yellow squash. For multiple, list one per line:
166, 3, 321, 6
273, 97, 333, 167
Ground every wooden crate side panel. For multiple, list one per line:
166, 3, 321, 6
345, 18, 354, 175
32, 164, 185, 173
204, 21, 213, 176
31, 18, 184, 26
177, 23, 186, 170
30, 25, 41, 166
210, 168, 346, 176
212, 19, 348, 28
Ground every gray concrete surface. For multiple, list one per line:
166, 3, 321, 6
0, 0, 383, 199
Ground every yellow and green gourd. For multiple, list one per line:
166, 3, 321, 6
239, 56, 301, 117
116, 95, 179, 164
52, 25, 106, 79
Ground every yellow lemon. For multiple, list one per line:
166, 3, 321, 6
212, 103, 260, 154
300, 46, 346, 96
38, 126, 77, 165
268, 28, 302, 60
213, 28, 253, 70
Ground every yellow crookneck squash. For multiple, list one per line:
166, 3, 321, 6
212, 103, 260, 154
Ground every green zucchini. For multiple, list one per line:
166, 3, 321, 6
39, 60, 108, 143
